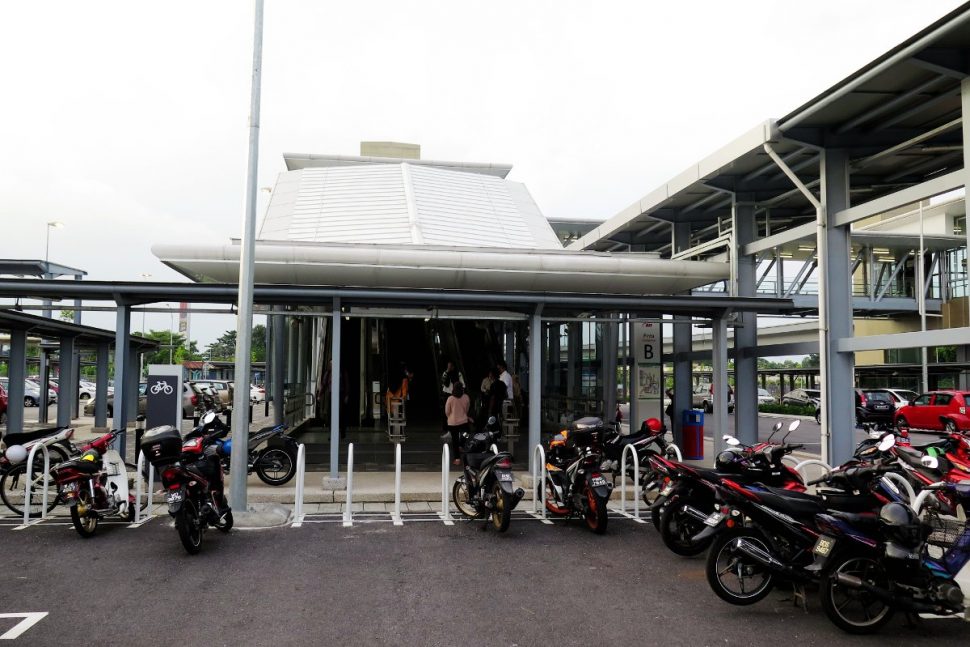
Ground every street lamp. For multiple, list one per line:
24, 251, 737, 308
45, 221, 64, 266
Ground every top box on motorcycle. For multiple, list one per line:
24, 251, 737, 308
141, 425, 182, 467
567, 417, 606, 448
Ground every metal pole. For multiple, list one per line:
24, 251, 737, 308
330, 300, 342, 479
6, 329, 27, 435
528, 308, 542, 472
228, 0, 264, 512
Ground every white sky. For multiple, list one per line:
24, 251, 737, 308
1, 0, 965, 346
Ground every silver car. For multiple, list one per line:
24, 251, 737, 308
0, 378, 57, 407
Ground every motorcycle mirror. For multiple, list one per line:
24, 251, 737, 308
921, 454, 939, 469
772, 422, 783, 432
788, 420, 800, 432
877, 433, 896, 452
202, 411, 217, 425
487, 416, 498, 426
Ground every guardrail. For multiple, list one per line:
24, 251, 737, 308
881, 471, 916, 503
912, 484, 942, 514
392, 443, 403, 526
794, 459, 832, 481
342, 443, 354, 527
292, 443, 306, 527
439, 444, 453, 525
489, 443, 499, 455
618, 444, 643, 522
132, 451, 155, 525
19, 443, 51, 528
666, 443, 683, 462
531, 444, 547, 521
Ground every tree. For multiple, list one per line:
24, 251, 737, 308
141, 330, 202, 366
205, 325, 267, 362
801, 354, 820, 368
59, 309, 74, 322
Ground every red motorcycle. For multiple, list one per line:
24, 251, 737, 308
53, 428, 134, 537
141, 411, 232, 554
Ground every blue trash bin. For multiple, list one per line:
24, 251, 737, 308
681, 410, 704, 460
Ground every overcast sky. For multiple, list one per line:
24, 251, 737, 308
1, 0, 965, 346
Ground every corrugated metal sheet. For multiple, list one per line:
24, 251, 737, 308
257, 162, 562, 249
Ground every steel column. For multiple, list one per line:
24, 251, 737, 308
37, 349, 49, 423
6, 329, 27, 434
627, 319, 637, 432
672, 221, 692, 446
734, 199, 759, 445
566, 323, 580, 398
602, 317, 618, 422
56, 336, 76, 428
112, 305, 130, 444
330, 299, 342, 479
711, 316, 728, 449
528, 309, 542, 472
271, 315, 285, 426
549, 323, 561, 391
94, 342, 109, 428
963, 78, 970, 324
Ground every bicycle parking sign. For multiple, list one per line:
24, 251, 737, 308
146, 365, 182, 429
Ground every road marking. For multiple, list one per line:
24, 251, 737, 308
0, 612, 48, 640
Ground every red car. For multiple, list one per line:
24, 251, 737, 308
894, 390, 970, 433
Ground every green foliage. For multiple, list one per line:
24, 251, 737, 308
801, 354, 820, 368
205, 324, 267, 362
140, 329, 201, 366
59, 309, 75, 322
758, 403, 816, 416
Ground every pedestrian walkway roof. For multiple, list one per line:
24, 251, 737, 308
0, 309, 157, 349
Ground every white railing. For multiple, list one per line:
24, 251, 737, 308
392, 443, 403, 526
531, 444, 547, 520
342, 443, 354, 527
795, 459, 832, 482
666, 443, 683, 462
880, 471, 916, 504
912, 483, 944, 514
292, 443, 306, 527
439, 444, 453, 525
618, 444, 643, 522
489, 443, 499, 454
19, 443, 51, 528
132, 451, 155, 525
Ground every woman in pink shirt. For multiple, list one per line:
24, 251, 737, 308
445, 383, 473, 465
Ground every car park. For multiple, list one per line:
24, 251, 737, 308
781, 388, 820, 408
193, 380, 234, 412
84, 382, 148, 417
691, 383, 734, 414
866, 387, 918, 410
894, 389, 970, 433
855, 388, 894, 428
0, 378, 56, 407
756, 388, 775, 405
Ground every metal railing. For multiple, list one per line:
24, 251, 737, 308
19, 443, 51, 528
881, 472, 916, 503
439, 444, 453, 525
342, 443, 354, 527
392, 443, 403, 526
292, 443, 306, 527
132, 451, 155, 525
530, 444, 547, 520
617, 444, 643, 522
794, 459, 832, 482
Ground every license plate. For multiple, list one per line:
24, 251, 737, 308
813, 535, 835, 557
704, 512, 724, 527
660, 484, 674, 497
166, 491, 183, 504
591, 476, 607, 487
498, 472, 513, 482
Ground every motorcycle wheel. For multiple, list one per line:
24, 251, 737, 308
543, 476, 570, 516
660, 497, 714, 556
452, 479, 478, 518
0, 460, 62, 517
217, 509, 234, 533
70, 489, 99, 538
705, 528, 774, 605
819, 553, 894, 634
254, 448, 296, 486
175, 498, 204, 555
491, 483, 512, 532
650, 494, 666, 531
584, 485, 608, 534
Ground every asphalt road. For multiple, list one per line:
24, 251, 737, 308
1, 513, 967, 646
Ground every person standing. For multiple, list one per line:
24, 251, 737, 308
497, 360, 513, 405
440, 361, 465, 397
445, 382, 472, 466
479, 370, 494, 419
487, 367, 508, 417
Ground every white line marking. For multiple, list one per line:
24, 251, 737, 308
0, 612, 48, 639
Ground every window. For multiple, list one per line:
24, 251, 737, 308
934, 394, 952, 406
865, 391, 892, 403
914, 394, 932, 406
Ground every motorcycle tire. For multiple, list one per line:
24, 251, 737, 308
175, 498, 204, 555
584, 485, 608, 534
0, 459, 63, 517
819, 553, 894, 634
70, 490, 99, 538
254, 448, 296, 486
705, 527, 775, 605
491, 483, 512, 532
660, 497, 714, 556
452, 479, 478, 519
217, 509, 234, 533
650, 495, 665, 531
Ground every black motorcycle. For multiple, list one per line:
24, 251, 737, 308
452, 417, 525, 532
141, 412, 233, 554
541, 422, 614, 534
221, 422, 298, 486
597, 417, 680, 498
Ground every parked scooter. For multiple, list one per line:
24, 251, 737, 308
541, 421, 614, 533
141, 412, 233, 554
217, 421, 298, 486
0, 425, 75, 516
452, 416, 524, 532
53, 428, 135, 537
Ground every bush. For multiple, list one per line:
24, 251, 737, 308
758, 403, 816, 417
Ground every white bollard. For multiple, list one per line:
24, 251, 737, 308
439, 444, 453, 524
392, 443, 403, 526
880, 471, 915, 504
18, 443, 51, 529
619, 443, 644, 522
667, 443, 683, 462
132, 451, 156, 526
292, 444, 306, 527
531, 444, 550, 522
342, 443, 354, 527
795, 459, 832, 483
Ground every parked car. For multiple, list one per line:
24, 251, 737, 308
894, 390, 970, 433
855, 388, 894, 429
691, 383, 734, 414
756, 388, 775, 405
0, 378, 56, 407
0, 382, 7, 425
865, 387, 918, 410
192, 380, 233, 412
250, 384, 266, 403
78, 381, 97, 401
781, 388, 820, 408
83, 382, 148, 417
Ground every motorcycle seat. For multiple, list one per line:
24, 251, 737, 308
896, 446, 950, 478
59, 458, 100, 474
3, 427, 66, 446
753, 488, 823, 518
828, 510, 880, 530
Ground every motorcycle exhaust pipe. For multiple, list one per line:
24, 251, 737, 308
832, 572, 944, 614
683, 504, 710, 524
510, 488, 525, 509
732, 538, 812, 582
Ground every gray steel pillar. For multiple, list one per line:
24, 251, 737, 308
566, 323, 580, 398
127, 345, 139, 422
602, 317, 618, 421
112, 305, 130, 448
711, 316, 729, 449
56, 336, 77, 428
627, 319, 637, 432
271, 315, 285, 425
528, 310, 542, 471
820, 149, 855, 465
286, 318, 298, 385
549, 323, 561, 392
297, 318, 308, 385
94, 342, 109, 428
734, 199, 759, 444
38, 349, 50, 423
6, 329, 27, 434
672, 221, 692, 446
329, 300, 342, 479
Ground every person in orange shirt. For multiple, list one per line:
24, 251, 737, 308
385, 363, 412, 416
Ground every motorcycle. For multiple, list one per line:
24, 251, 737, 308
0, 425, 75, 516
541, 422, 614, 533
598, 417, 681, 500
452, 416, 525, 532
813, 474, 970, 634
53, 428, 135, 537
141, 412, 233, 554
218, 421, 298, 486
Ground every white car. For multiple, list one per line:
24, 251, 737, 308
78, 381, 97, 401
250, 384, 266, 403
757, 388, 776, 405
